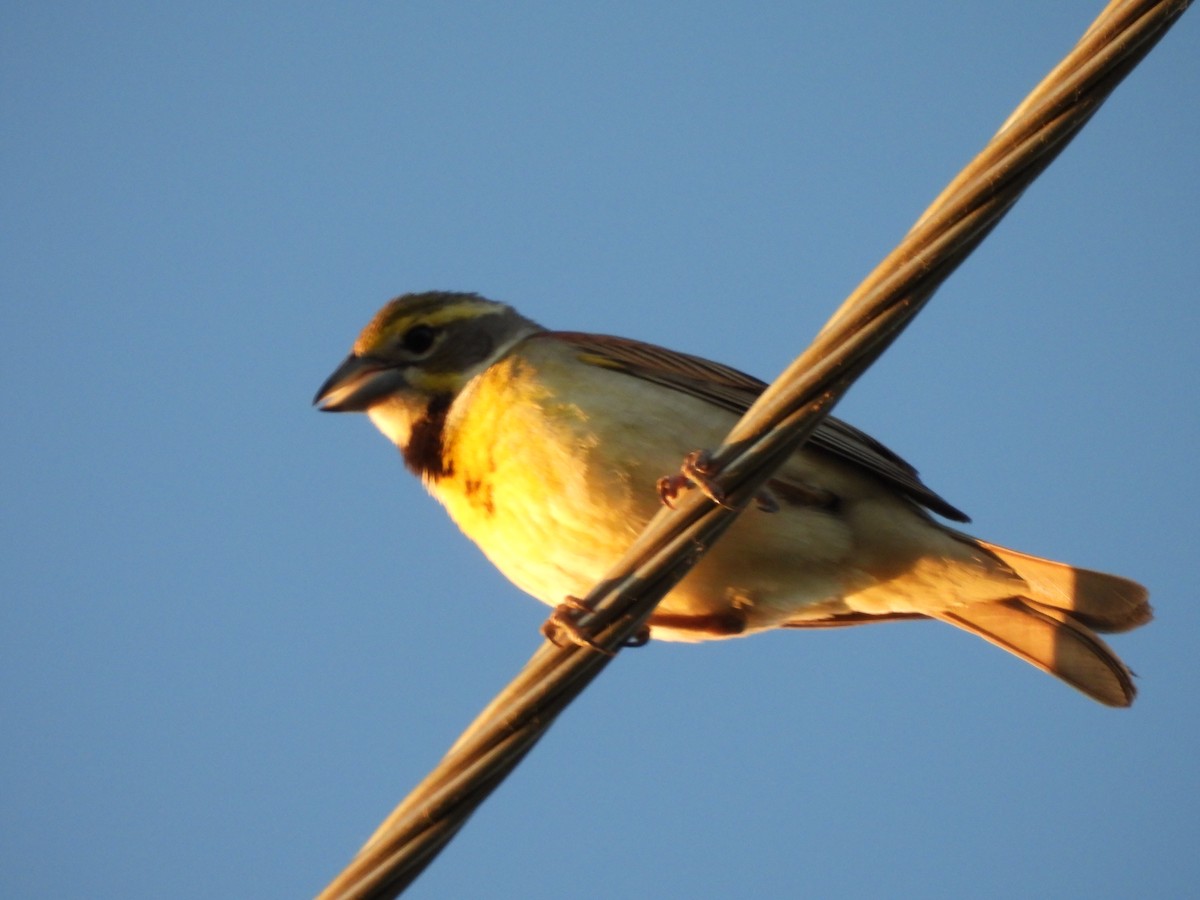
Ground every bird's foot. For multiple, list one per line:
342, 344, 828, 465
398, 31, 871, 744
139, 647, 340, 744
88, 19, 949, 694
657, 449, 733, 509
658, 449, 780, 512
542, 596, 612, 654
541, 597, 651, 653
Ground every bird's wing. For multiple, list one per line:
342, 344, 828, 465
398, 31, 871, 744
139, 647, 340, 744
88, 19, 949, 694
550, 331, 969, 522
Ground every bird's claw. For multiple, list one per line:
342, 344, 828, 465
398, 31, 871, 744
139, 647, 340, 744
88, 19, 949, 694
622, 626, 652, 648
542, 597, 615, 655
541, 598, 653, 653
657, 450, 733, 509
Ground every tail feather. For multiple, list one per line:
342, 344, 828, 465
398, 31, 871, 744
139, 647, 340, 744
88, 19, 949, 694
930, 598, 1137, 707
978, 540, 1151, 633
783, 538, 1149, 705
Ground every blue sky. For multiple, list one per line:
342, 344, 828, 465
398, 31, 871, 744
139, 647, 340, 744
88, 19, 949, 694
3, 4, 1197, 898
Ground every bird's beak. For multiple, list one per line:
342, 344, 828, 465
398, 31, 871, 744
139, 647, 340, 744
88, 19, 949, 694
313, 354, 407, 412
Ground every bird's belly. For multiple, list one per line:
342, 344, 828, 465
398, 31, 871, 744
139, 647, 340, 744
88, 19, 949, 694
431, 408, 872, 637
443, 474, 876, 637
427, 353, 998, 641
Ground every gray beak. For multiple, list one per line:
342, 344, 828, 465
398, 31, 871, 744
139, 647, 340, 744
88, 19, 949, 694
313, 354, 407, 412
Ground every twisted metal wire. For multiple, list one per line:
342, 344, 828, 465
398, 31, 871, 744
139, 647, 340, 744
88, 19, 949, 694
317, 2, 1190, 896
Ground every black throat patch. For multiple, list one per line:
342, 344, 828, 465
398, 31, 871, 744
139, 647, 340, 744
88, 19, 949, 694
402, 392, 455, 479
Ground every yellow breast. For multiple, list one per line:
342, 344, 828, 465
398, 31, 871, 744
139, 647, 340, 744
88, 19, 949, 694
428, 346, 652, 604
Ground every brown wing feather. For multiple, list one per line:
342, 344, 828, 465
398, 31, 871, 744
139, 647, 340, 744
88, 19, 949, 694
550, 330, 969, 522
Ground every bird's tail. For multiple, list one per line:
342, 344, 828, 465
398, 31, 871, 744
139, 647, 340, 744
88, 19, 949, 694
928, 541, 1151, 707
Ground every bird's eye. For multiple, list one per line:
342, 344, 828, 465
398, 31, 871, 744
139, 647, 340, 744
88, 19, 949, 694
401, 324, 436, 355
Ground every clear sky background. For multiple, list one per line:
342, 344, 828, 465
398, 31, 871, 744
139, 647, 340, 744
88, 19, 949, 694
4, 4, 1197, 898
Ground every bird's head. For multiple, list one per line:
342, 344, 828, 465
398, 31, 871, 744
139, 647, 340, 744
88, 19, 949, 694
314, 291, 540, 447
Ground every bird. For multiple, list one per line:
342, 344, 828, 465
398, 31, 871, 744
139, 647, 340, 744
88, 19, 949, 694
314, 291, 1150, 706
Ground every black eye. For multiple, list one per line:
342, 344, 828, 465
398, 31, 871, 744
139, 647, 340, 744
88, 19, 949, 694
401, 324, 436, 355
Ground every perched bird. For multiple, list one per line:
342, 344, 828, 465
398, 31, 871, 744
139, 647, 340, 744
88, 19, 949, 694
315, 291, 1150, 706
